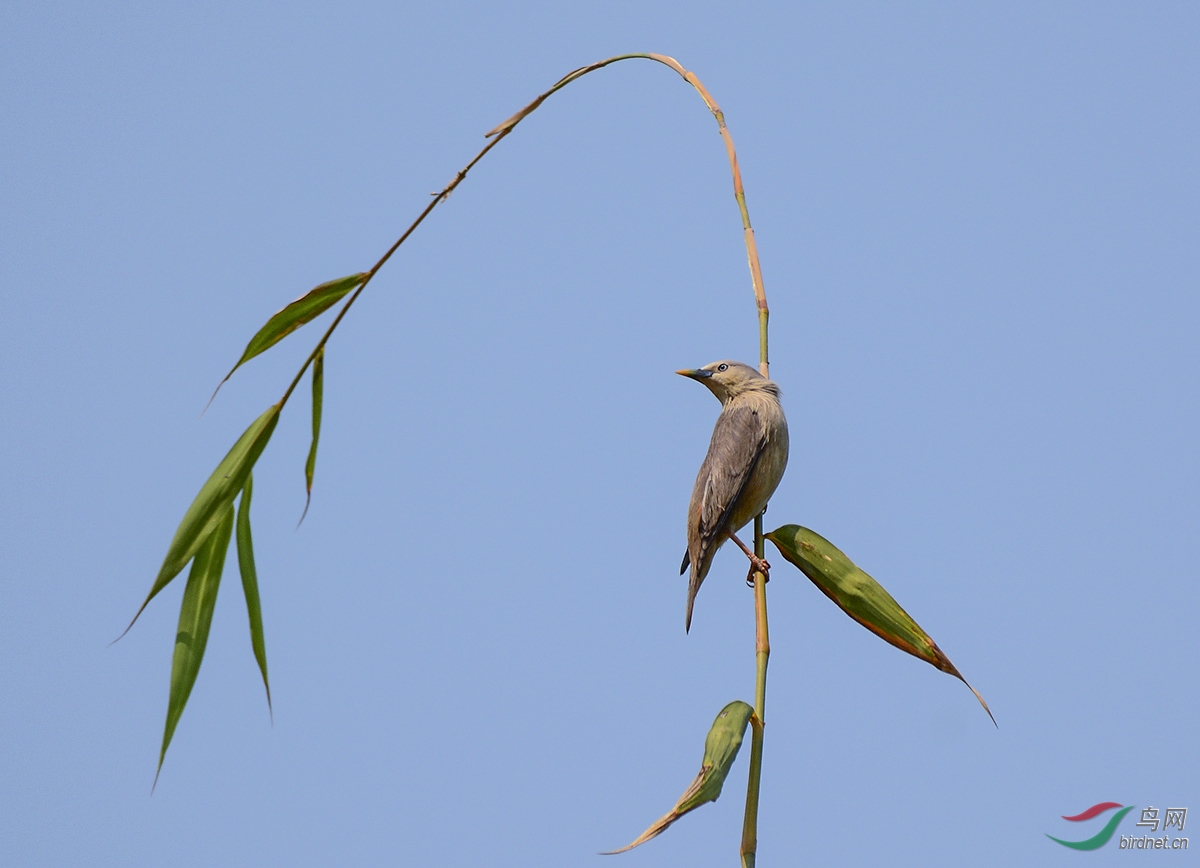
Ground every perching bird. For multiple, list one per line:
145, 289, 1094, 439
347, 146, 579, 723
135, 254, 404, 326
677, 360, 789, 632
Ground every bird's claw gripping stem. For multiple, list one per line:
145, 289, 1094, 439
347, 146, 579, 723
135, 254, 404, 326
729, 531, 770, 585
745, 562, 771, 588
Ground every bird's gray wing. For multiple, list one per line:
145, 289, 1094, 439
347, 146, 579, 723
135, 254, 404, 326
684, 403, 767, 632
696, 403, 768, 549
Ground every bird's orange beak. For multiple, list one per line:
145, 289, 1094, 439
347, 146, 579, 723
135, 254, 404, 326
676, 368, 712, 380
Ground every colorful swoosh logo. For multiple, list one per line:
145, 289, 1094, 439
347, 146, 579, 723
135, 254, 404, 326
1062, 802, 1123, 822
1047, 803, 1134, 850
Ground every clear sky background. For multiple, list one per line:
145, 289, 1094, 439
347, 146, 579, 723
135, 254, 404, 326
2, 3, 1197, 866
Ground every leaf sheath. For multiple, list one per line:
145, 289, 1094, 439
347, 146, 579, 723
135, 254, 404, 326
766, 524, 994, 724
603, 701, 753, 854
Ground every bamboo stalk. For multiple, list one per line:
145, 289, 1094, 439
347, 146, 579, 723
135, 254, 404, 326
741, 514, 771, 867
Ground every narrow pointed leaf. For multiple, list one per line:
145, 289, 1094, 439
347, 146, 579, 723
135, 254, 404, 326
299, 345, 323, 524
603, 701, 753, 855
766, 524, 994, 724
121, 404, 280, 638
157, 503, 234, 779
213, 273, 365, 392
236, 474, 270, 714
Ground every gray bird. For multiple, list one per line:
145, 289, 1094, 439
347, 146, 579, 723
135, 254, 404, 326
677, 360, 789, 632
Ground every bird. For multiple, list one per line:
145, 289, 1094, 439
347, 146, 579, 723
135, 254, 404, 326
677, 360, 789, 632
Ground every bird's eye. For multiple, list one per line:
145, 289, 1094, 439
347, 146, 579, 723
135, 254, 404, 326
717, 363, 728, 372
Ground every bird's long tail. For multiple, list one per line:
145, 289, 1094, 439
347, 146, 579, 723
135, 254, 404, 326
685, 566, 704, 634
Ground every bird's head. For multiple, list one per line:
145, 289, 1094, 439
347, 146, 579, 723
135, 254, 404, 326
676, 360, 770, 404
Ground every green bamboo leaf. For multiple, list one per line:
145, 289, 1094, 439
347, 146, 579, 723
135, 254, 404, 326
211, 273, 364, 397
299, 345, 323, 525
157, 502, 234, 781
766, 524, 995, 725
602, 701, 754, 855
236, 473, 270, 715
119, 404, 280, 639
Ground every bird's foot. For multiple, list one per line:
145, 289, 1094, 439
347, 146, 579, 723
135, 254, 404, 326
729, 531, 770, 584
744, 560, 771, 587
744, 557, 771, 587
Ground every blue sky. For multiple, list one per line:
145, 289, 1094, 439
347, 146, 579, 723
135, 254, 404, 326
2, 2, 1196, 866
